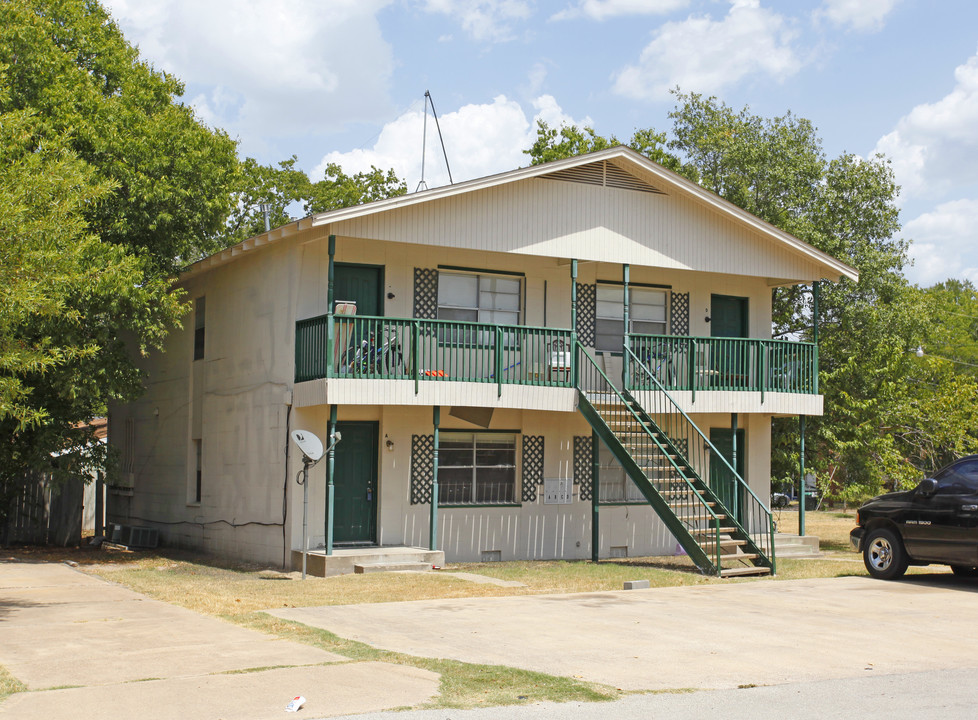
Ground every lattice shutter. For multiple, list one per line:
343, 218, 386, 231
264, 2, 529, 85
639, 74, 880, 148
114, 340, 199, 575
414, 268, 438, 319
576, 283, 596, 347
670, 291, 689, 336
574, 435, 593, 501
410, 434, 434, 504
521, 435, 545, 503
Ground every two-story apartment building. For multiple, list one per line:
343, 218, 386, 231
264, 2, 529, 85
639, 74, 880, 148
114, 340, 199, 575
107, 147, 857, 577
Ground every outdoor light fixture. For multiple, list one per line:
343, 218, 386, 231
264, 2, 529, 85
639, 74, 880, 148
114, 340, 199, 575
385, 434, 394, 452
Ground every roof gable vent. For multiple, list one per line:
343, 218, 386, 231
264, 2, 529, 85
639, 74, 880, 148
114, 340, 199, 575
541, 160, 664, 195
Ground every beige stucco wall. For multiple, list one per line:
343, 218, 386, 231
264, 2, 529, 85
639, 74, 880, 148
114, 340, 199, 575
290, 404, 772, 563
108, 242, 299, 566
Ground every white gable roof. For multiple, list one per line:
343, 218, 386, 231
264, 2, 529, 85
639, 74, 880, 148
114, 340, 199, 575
185, 146, 858, 283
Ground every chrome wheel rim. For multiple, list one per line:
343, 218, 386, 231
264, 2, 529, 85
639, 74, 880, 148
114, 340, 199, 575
868, 536, 893, 571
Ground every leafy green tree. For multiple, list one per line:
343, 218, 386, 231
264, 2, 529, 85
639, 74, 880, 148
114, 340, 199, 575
304, 163, 407, 214
0, 0, 235, 532
0, 0, 239, 274
224, 156, 312, 244
0, 109, 183, 533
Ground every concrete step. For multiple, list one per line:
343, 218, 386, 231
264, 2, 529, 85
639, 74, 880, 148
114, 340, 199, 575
293, 546, 445, 577
354, 561, 434, 574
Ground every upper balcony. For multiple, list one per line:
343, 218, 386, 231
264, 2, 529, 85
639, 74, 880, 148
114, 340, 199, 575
293, 315, 821, 415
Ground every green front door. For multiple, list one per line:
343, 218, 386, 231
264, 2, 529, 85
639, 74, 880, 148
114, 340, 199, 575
710, 294, 748, 387
332, 421, 378, 544
710, 295, 748, 338
710, 428, 746, 525
334, 264, 383, 317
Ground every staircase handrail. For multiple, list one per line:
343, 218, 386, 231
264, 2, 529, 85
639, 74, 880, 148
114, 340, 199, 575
626, 345, 776, 569
575, 342, 724, 573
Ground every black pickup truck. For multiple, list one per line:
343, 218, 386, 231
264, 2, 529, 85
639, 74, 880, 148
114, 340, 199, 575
850, 455, 978, 579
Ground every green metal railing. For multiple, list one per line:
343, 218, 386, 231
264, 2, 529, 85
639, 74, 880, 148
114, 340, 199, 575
575, 342, 725, 575
295, 314, 574, 394
628, 334, 818, 399
624, 344, 775, 573
296, 317, 817, 407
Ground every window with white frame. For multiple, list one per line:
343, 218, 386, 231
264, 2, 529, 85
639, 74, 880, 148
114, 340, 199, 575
595, 285, 667, 352
438, 272, 521, 326
438, 432, 518, 505
597, 441, 646, 503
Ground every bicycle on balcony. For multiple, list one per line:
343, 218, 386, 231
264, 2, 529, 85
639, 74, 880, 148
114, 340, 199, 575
343, 330, 406, 377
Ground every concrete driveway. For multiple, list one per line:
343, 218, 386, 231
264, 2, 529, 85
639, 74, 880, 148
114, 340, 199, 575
270, 574, 978, 692
0, 561, 439, 719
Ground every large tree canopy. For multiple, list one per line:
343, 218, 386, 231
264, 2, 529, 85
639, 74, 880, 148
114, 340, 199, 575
526, 91, 977, 498
0, 0, 238, 527
0, 0, 239, 275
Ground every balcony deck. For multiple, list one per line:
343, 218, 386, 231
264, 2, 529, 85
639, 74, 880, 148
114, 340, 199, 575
294, 315, 820, 414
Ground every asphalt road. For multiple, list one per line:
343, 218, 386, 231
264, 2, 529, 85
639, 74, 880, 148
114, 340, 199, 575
324, 667, 978, 720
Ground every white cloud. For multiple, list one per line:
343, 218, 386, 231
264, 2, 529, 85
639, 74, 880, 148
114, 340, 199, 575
103, 0, 395, 154
422, 0, 532, 42
313, 95, 591, 189
816, 0, 899, 32
551, 0, 689, 22
903, 199, 978, 286
874, 51, 978, 201
612, 0, 801, 101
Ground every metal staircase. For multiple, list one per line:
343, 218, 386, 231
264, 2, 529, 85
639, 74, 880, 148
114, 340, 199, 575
575, 342, 775, 578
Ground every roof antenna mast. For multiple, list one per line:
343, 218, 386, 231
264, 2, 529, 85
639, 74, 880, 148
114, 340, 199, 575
416, 90, 453, 192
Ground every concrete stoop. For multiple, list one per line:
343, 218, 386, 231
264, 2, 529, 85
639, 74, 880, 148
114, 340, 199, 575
772, 533, 821, 559
291, 546, 445, 577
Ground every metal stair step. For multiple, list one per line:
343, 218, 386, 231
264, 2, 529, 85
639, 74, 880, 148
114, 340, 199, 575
691, 526, 738, 535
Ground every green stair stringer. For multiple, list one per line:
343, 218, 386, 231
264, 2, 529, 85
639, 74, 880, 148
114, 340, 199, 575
622, 391, 773, 573
576, 391, 721, 575
622, 345, 775, 575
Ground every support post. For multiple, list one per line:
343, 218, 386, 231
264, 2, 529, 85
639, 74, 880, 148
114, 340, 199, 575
799, 414, 807, 537
622, 264, 630, 388
812, 281, 820, 394
430, 406, 440, 551
731, 413, 739, 524
326, 405, 337, 555
327, 235, 336, 378
570, 260, 578, 386
591, 430, 600, 563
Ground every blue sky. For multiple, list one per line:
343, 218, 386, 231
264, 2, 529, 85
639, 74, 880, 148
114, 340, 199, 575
103, 0, 978, 287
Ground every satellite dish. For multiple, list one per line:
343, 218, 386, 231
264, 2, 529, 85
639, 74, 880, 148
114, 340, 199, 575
291, 430, 324, 463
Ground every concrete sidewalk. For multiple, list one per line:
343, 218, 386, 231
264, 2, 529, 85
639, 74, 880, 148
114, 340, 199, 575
0, 561, 439, 719
270, 574, 978, 692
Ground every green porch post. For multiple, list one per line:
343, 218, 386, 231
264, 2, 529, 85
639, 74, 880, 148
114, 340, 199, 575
326, 405, 337, 555
430, 406, 440, 551
570, 260, 578, 385
327, 235, 336, 378
731, 412, 739, 521
799, 414, 806, 537
622, 264, 630, 388
591, 430, 600, 563
812, 281, 820, 394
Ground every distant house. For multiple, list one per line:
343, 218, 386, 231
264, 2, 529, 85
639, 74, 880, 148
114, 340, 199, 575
107, 147, 856, 576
